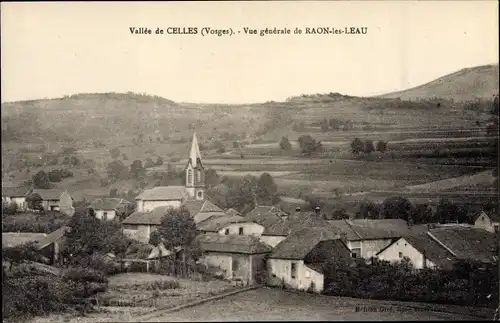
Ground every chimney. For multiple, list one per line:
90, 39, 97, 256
315, 206, 320, 216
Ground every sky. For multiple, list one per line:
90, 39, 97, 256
1, 1, 498, 104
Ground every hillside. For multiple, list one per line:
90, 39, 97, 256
380, 64, 499, 102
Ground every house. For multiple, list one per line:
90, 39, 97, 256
196, 234, 272, 285
183, 199, 227, 223
267, 227, 350, 293
122, 206, 170, 243
197, 214, 263, 236
1, 186, 32, 210
35, 226, 71, 266
327, 219, 408, 259
245, 206, 288, 247
470, 208, 499, 233
31, 189, 74, 216
261, 208, 342, 247
88, 197, 132, 221
376, 226, 497, 269
225, 208, 242, 217
135, 186, 188, 212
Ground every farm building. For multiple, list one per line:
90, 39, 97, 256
196, 214, 263, 236
377, 226, 497, 269
245, 205, 288, 246
327, 219, 408, 259
35, 226, 71, 266
470, 208, 499, 233
2, 186, 32, 210
30, 189, 75, 216
122, 206, 169, 243
267, 227, 349, 293
88, 197, 132, 221
196, 234, 272, 286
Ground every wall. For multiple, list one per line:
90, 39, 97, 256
267, 258, 324, 292
260, 235, 286, 248
474, 212, 496, 233
218, 222, 264, 236
43, 200, 60, 212
123, 224, 154, 243
59, 191, 74, 216
139, 200, 181, 213
361, 239, 394, 259
376, 238, 436, 269
94, 210, 117, 221
2, 197, 27, 210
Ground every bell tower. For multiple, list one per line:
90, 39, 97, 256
185, 132, 205, 200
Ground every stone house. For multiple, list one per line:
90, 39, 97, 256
122, 206, 170, 243
31, 189, 74, 216
267, 227, 350, 293
470, 209, 499, 233
88, 197, 132, 221
2, 186, 32, 211
196, 234, 272, 285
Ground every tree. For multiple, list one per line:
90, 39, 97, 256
155, 156, 164, 166
213, 141, 225, 154
149, 231, 162, 246
110, 148, 121, 159
256, 173, 279, 205
205, 169, 220, 189
357, 200, 381, 219
33, 171, 52, 189
343, 120, 354, 131
320, 118, 329, 132
364, 140, 375, 154
381, 196, 413, 221
329, 118, 342, 131
350, 138, 364, 155
122, 153, 128, 160
435, 199, 459, 224
109, 188, 118, 197
410, 203, 435, 224
2, 201, 18, 215
376, 140, 388, 153
106, 160, 128, 181
279, 136, 292, 150
297, 135, 322, 156
48, 169, 62, 182
157, 207, 198, 275
26, 193, 44, 212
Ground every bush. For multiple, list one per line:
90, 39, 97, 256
62, 267, 108, 285
145, 280, 180, 290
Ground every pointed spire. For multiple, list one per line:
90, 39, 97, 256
189, 132, 202, 167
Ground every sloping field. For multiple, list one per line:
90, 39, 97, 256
404, 170, 496, 193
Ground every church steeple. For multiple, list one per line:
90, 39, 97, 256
185, 132, 205, 200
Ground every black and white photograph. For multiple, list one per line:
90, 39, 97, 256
1, 1, 499, 322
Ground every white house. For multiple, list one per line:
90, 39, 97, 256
2, 186, 31, 211
88, 197, 132, 221
471, 209, 499, 233
30, 189, 74, 216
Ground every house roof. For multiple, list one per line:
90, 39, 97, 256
377, 234, 457, 269
135, 186, 187, 201
2, 186, 31, 197
2, 232, 47, 248
197, 215, 248, 232
428, 227, 497, 263
182, 199, 224, 216
225, 208, 242, 216
196, 234, 272, 254
327, 219, 406, 241
126, 243, 172, 260
265, 212, 341, 236
122, 206, 171, 225
245, 206, 286, 230
36, 226, 71, 250
269, 227, 343, 260
31, 189, 69, 201
305, 262, 325, 274
89, 198, 131, 211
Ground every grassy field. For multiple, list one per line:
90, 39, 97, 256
2, 232, 47, 247
144, 287, 485, 321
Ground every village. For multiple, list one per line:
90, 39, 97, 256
2, 132, 499, 322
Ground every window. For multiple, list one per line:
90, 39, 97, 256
197, 170, 201, 182
351, 248, 361, 258
103, 211, 108, 221
232, 258, 239, 273
291, 263, 297, 279
238, 227, 244, 235
187, 169, 193, 184
197, 191, 203, 199
225, 229, 229, 235
398, 252, 403, 258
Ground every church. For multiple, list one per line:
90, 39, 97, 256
122, 133, 227, 243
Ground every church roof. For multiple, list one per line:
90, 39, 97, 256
187, 132, 202, 168
135, 186, 187, 201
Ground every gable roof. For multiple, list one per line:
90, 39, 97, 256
269, 227, 342, 260
135, 186, 187, 201
377, 234, 457, 269
182, 199, 224, 216
36, 226, 71, 250
225, 208, 242, 217
89, 198, 131, 211
265, 212, 341, 236
196, 234, 272, 254
122, 206, 172, 225
245, 206, 286, 229
2, 186, 31, 197
328, 219, 406, 240
196, 215, 248, 232
428, 227, 497, 263
31, 189, 69, 201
